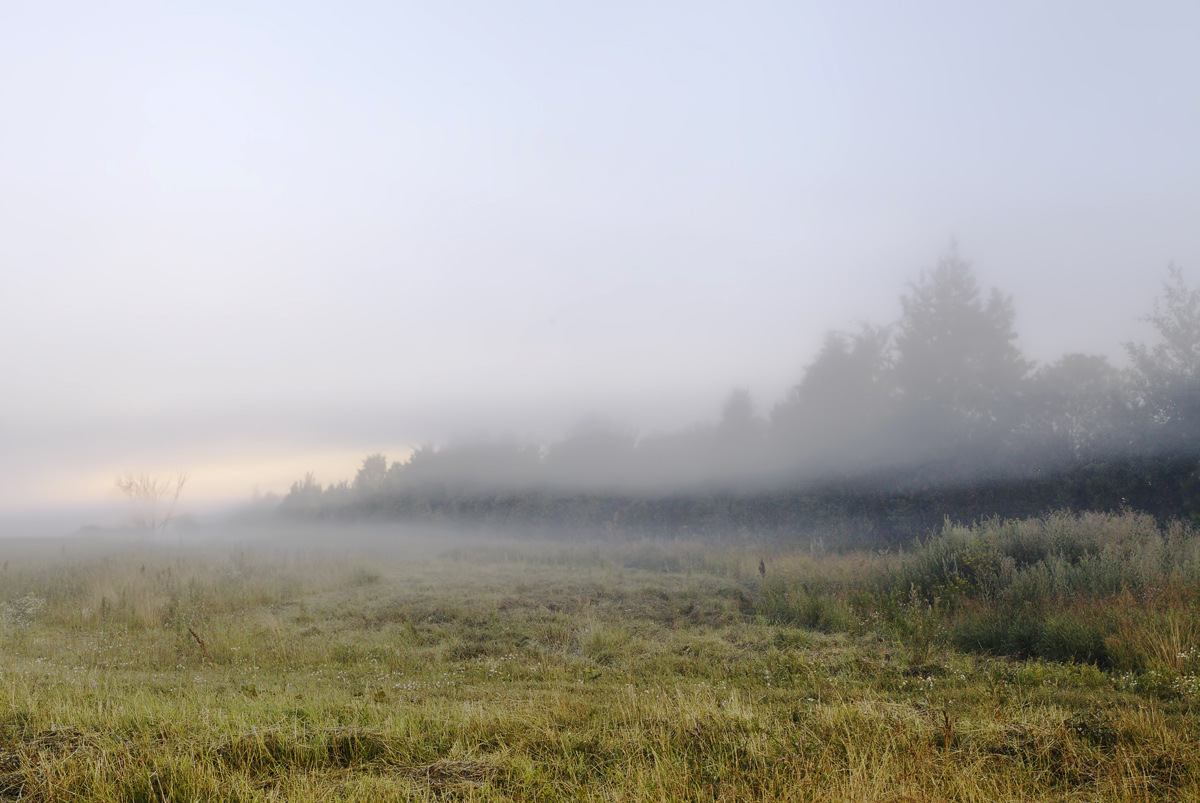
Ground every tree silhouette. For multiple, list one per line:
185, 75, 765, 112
892, 247, 1029, 454
353, 453, 389, 496
771, 325, 893, 468
1024, 354, 1126, 462
1126, 264, 1200, 448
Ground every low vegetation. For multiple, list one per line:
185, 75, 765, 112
0, 511, 1197, 800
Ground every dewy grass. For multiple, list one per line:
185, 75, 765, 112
0, 514, 1196, 801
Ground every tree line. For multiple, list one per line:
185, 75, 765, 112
280, 250, 1200, 539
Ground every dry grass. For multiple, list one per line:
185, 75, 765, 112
0, 522, 1195, 801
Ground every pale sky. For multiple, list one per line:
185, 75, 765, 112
2, 1, 1198, 511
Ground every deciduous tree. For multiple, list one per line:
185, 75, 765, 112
114, 471, 189, 533
1126, 264, 1200, 448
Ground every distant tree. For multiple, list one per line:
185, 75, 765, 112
353, 453, 388, 496
1125, 264, 1200, 448
718, 388, 763, 442
892, 247, 1029, 453
1023, 354, 1127, 461
385, 441, 543, 488
114, 471, 189, 533
719, 388, 755, 431
771, 324, 894, 468
390, 445, 438, 483
712, 388, 766, 478
324, 479, 352, 508
279, 471, 324, 517
545, 418, 637, 488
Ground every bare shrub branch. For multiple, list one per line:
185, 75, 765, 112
114, 471, 190, 533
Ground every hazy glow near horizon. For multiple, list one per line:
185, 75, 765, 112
2, 1, 1198, 514
24, 446, 415, 511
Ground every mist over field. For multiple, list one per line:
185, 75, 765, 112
1, 2, 1198, 533
287, 256, 1189, 492
8, 8, 1200, 799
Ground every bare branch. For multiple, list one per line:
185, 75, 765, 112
114, 471, 190, 533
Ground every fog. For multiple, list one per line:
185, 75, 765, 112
275, 257, 1200, 498
2, 2, 1198, 524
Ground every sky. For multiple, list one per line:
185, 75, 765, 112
2, 1, 1198, 513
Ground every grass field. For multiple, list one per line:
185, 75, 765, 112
0, 512, 1197, 801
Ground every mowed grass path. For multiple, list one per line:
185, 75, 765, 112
0, 528, 1195, 801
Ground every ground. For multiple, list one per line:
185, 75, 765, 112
0, 527, 1195, 801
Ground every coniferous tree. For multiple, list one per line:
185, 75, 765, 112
891, 247, 1030, 463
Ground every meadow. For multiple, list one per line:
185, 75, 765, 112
0, 511, 1197, 801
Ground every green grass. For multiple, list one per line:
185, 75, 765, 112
0, 515, 1197, 801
